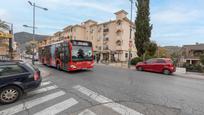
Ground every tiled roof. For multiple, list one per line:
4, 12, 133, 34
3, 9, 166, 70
183, 44, 204, 50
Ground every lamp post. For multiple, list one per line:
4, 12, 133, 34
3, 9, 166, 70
128, 0, 134, 68
25, 1, 48, 65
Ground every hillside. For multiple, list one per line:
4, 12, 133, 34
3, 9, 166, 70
163, 46, 181, 54
14, 32, 49, 50
14, 32, 49, 44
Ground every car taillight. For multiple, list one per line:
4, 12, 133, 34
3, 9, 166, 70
34, 71, 39, 81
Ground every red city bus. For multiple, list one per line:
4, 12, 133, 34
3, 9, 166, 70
38, 40, 94, 71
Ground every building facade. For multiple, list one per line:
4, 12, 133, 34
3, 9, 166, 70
39, 10, 138, 62
180, 43, 204, 65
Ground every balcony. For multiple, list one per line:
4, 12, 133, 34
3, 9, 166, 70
116, 25, 123, 30
116, 46, 122, 51
116, 36, 122, 41
103, 28, 109, 33
103, 37, 109, 41
103, 45, 109, 50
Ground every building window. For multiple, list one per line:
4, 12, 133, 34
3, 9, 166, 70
98, 27, 101, 32
125, 53, 128, 58
116, 31, 122, 36
103, 45, 109, 50
116, 40, 122, 46
103, 29, 109, 32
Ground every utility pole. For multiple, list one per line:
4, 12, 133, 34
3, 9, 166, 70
32, 2, 36, 65
128, 0, 134, 68
25, 1, 48, 65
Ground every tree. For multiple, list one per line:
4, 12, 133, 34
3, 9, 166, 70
0, 19, 9, 30
145, 41, 157, 56
25, 40, 38, 55
156, 47, 170, 58
200, 54, 204, 65
135, 0, 152, 57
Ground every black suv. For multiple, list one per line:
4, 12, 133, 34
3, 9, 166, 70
0, 61, 41, 104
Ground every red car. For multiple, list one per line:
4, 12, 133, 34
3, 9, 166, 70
136, 58, 176, 75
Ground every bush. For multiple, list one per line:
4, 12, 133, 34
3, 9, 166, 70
131, 57, 143, 65
200, 55, 204, 65
131, 55, 157, 65
183, 63, 203, 73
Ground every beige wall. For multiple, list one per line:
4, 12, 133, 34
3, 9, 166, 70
0, 39, 9, 55
38, 10, 138, 61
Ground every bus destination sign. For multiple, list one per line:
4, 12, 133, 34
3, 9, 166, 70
72, 41, 92, 46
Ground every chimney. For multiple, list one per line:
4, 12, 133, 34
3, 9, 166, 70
114, 10, 128, 20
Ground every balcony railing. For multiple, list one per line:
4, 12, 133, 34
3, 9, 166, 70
103, 37, 109, 41
116, 25, 123, 30
103, 28, 109, 33
116, 46, 122, 50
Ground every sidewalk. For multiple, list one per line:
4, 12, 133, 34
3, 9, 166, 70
174, 72, 204, 80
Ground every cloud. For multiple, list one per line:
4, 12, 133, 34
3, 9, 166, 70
0, 9, 9, 20
152, 9, 200, 24
37, 0, 117, 13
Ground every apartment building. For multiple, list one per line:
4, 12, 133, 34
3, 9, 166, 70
0, 30, 12, 59
180, 43, 204, 65
39, 10, 137, 62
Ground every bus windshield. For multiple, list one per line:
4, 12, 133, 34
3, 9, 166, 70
72, 46, 92, 61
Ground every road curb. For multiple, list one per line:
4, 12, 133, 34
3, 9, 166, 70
173, 73, 204, 80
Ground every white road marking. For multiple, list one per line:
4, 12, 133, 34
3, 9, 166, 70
27, 85, 58, 96
73, 85, 143, 115
34, 98, 78, 115
40, 81, 52, 87
0, 91, 65, 115
78, 109, 96, 115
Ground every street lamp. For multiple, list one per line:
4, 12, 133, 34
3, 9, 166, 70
26, 1, 48, 65
23, 25, 37, 29
128, 0, 134, 68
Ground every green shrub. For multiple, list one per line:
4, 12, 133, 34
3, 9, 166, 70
131, 55, 157, 65
131, 57, 143, 65
183, 63, 203, 73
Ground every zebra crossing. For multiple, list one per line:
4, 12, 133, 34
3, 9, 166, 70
0, 80, 143, 115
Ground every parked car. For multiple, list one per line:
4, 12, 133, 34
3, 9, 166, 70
136, 58, 176, 75
0, 61, 41, 104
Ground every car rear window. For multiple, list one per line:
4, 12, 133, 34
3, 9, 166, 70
156, 59, 166, 63
25, 63, 37, 72
0, 64, 27, 76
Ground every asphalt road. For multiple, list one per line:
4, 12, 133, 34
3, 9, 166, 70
1, 64, 204, 115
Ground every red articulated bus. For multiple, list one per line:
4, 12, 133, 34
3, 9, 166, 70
38, 40, 94, 71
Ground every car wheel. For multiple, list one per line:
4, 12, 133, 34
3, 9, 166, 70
0, 86, 22, 104
163, 69, 170, 75
137, 67, 143, 71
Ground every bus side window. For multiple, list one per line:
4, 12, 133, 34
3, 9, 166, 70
64, 43, 70, 62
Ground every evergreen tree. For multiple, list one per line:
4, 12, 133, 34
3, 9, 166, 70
134, 0, 152, 57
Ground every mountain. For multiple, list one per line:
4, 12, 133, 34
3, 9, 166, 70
14, 32, 49, 44
14, 32, 49, 50
163, 46, 181, 54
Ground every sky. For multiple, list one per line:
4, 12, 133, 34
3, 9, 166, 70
0, 0, 204, 46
